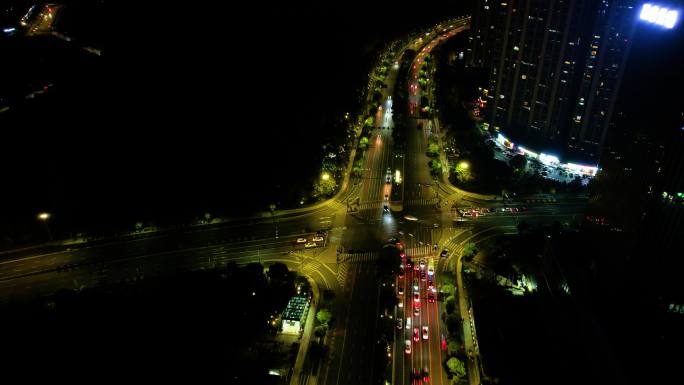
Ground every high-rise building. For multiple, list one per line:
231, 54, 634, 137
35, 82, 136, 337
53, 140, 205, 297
466, 0, 637, 162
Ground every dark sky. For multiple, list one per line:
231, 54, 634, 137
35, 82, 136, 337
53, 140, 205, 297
616, 1, 684, 139
0, 1, 473, 238
2, 0, 681, 239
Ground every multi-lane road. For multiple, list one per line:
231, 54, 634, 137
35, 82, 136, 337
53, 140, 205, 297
0, 14, 590, 385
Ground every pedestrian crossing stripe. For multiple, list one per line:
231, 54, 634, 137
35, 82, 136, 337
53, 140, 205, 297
404, 245, 436, 258
405, 198, 439, 206
338, 251, 380, 263
336, 263, 348, 286
353, 198, 438, 210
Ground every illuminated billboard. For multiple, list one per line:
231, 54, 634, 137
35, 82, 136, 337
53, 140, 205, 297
639, 3, 679, 29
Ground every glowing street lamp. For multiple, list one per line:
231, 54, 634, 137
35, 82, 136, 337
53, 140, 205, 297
37, 212, 53, 241
457, 161, 469, 170
321, 172, 330, 181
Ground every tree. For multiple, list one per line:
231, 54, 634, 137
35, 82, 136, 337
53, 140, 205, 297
509, 154, 527, 171
440, 283, 455, 296
448, 340, 460, 356
314, 176, 336, 199
446, 357, 466, 378
429, 159, 442, 176
314, 324, 328, 338
377, 244, 401, 277
445, 295, 456, 314
445, 313, 462, 339
359, 136, 369, 150
316, 309, 332, 325
462, 243, 478, 261
426, 143, 440, 157
267, 262, 290, 282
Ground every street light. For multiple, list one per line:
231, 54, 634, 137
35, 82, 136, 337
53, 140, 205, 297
37, 212, 53, 241
269, 204, 278, 239
457, 161, 469, 170
321, 172, 330, 181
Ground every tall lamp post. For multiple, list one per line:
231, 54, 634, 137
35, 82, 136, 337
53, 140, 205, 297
37, 212, 53, 241
269, 204, 278, 239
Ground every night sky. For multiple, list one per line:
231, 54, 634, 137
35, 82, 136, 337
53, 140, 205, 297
1, 0, 682, 237
1, 1, 473, 239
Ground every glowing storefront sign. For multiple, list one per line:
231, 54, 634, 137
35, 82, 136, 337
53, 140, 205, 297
639, 3, 679, 29
565, 162, 599, 176
539, 153, 560, 165
518, 146, 538, 159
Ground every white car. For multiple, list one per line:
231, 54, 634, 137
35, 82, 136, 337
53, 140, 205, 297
296, 238, 307, 243
406, 317, 411, 330
419, 259, 426, 269
422, 326, 429, 340
304, 242, 317, 248
405, 340, 411, 355
313, 236, 324, 242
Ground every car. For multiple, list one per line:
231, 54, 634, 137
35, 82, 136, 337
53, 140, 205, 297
398, 268, 405, 278
440, 249, 449, 258
428, 281, 435, 293
413, 292, 420, 303
422, 326, 429, 340
413, 368, 421, 383
414, 306, 420, 316
420, 271, 426, 281
406, 317, 411, 329
296, 238, 307, 243
419, 259, 426, 269
413, 327, 420, 342
413, 279, 419, 292
398, 300, 403, 308
313, 236, 324, 242
398, 286, 404, 295
383, 204, 390, 212
414, 262, 420, 271
428, 266, 434, 276
400, 251, 406, 258
441, 335, 448, 350
384, 194, 389, 201
405, 340, 412, 354
397, 319, 403, 329
406, 259, 413, 269
304, 242, 317, 248
422, 367, 430, 382
427, 293, 435, 303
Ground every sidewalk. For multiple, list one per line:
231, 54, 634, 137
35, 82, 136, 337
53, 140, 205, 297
289, 278, 320, 385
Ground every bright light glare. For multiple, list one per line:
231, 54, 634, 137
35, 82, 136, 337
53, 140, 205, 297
321, 173, 330, 181
640, 3, 678, 28
38, 212, 50, 220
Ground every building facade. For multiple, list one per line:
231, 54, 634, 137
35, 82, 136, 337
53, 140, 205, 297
467, 0, 637, 162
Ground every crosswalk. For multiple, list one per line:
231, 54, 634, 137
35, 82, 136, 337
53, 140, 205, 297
338, 251, 380, 264
351, 198, 438, 211
403, 245, 436, 258
524, 198, 557, 203
405, 197, 439, 207
336, 261, 348, 287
